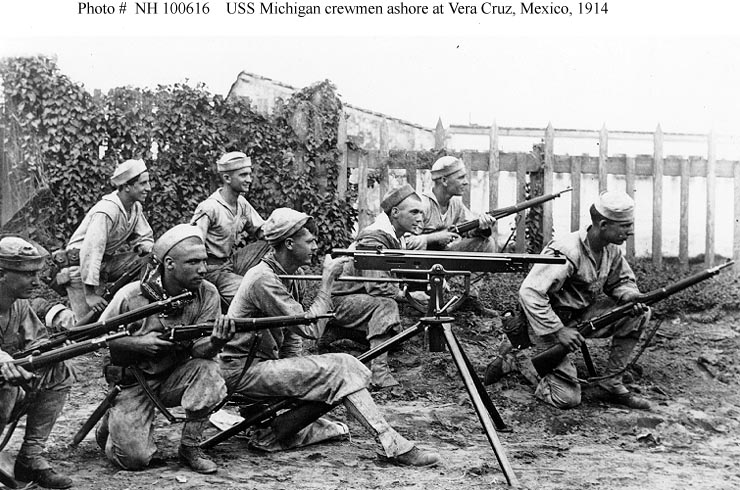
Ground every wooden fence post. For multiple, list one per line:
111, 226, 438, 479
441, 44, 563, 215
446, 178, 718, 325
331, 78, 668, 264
489, 121, 499, 241
734, 161, 740, 273
570, 155, 582, 232
462, 151, 472, 207
598, 124, 608, 193
652, 124, 664, 266
378, 118, 389, 201
679, 157, 690, 269
515, 153, 527, 252
706, 131, 716, 266
625, 156, 636, 261
543, 122, 554, 242
336, 111, 348, 199
434, 117, 446, 150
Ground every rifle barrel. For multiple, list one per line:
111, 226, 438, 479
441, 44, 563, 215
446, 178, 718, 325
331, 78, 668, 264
277, 274, 428, 284
159, 313, 336, 341
450, 187, 572, 234
12, 291, 194, 359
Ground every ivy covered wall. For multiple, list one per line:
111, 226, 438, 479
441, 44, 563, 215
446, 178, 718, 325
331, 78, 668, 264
0, 56, 356, 254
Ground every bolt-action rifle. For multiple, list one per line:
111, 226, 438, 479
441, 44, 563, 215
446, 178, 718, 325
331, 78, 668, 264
1, 330, 130, 383
156, 312, 336, 342
530, 261, 735, 377
13, 292, 194, 359
109, 312, 335, 366
447, 187, 572, 235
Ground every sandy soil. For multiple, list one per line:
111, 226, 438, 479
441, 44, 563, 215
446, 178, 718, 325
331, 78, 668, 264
3, 307, 740, 490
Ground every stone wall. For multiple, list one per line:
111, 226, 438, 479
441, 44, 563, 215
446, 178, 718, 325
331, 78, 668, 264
227, 71, 435, 151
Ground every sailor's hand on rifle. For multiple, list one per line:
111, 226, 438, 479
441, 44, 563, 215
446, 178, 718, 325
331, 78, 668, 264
429, 230, 461, 248
86, 293, 109, 314
555, 327, 585, 352
478, 214, 496, 230
210, 315, 236, 348
618, 291, 649, 316
0, 362, 35, 385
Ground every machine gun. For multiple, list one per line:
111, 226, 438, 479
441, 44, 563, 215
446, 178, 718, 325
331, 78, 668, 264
334, 248, 565, 274
447, 187, 572, 235
13, 292, 194, 359
530, 261, 735, 377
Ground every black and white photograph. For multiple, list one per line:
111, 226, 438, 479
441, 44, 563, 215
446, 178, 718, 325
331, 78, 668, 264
1, 2, 739, 489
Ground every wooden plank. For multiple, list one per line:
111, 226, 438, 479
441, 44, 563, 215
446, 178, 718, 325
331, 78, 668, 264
515, 154, 527, 252
734, 161, 740, 273
378, 119, 389, 201
625, 156, 636, 261
462, 151, 472, 208
652, 124, 664, 266
357, 152, 371, 231
489, 122, 500, 241
358, 150, 738, 178
447, 124, 738, 143
488, 122, 500, 211
543, 122, 555, 242
336, 111, 348, 199
706, 131, 716, 266
679, 157, 690, 268
570, 155, 582, 232
434, 117, 446, 150
598, 125, 608, 192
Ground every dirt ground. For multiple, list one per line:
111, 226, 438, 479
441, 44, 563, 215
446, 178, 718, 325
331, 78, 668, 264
3, 305, 740, 490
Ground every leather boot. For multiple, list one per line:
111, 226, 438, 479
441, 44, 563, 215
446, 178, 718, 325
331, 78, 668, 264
179, 419, 217, 473
13, 461, 72, 489
178, 445, 218, 474
15, 389, 72, 488
392, 446, 440, 467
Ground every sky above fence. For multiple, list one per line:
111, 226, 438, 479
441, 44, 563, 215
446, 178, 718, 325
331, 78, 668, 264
2, 34, 739, 159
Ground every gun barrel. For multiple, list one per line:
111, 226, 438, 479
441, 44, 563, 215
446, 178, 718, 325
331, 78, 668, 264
160, 313, 336, 342
278, 274, 428, 284
450, 188, 572, 235
333, 248, 565, 274
13, 291, 194, 359
4, 331, 129, 379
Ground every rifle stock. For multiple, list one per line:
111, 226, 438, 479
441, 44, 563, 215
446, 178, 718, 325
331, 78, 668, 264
13, 291, 194, 359
530, 261, 734, 377
449, 187, 572, 235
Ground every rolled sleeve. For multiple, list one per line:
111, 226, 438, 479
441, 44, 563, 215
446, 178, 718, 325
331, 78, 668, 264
605, 255, 641, 301
519, 260, 573, 337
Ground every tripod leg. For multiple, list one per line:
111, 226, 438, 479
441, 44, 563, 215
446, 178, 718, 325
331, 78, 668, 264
442, 323, 519, 487
449, 329, 508, 431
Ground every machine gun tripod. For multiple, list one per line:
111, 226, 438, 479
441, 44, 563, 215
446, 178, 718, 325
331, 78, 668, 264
201, 249, 564, 487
